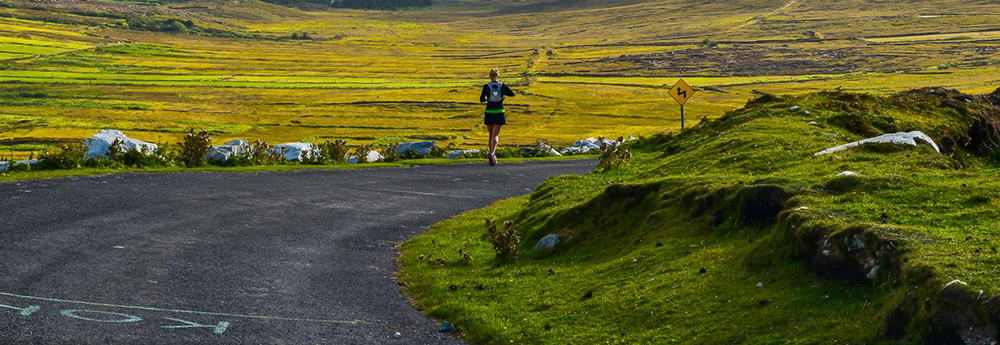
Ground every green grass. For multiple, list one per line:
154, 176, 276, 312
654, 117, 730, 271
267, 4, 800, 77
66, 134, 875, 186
399, 196, 893, 344
398, 88, 1000, 344
0, 155, 589, 183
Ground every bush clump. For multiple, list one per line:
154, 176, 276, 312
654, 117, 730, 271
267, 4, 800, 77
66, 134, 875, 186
303, 140, 350, 165
37, 145, 85, 170
486, 219, 520, 263
177, 130, 213, 168
352, 144, 376, 163
381, 143, 400, 163
597, 136, 632, 172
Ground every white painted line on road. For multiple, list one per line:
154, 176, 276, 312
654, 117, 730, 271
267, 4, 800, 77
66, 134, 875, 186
372, 188, 476, 199
0, 291, 365, 325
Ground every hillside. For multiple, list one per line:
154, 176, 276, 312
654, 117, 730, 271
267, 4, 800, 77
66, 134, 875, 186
1, 0, 999, 161
399, 87, 1000, 344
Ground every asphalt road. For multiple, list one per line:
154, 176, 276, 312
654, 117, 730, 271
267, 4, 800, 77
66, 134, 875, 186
0, 159, 595, 344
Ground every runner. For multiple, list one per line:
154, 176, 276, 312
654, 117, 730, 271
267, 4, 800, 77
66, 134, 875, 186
480, 68, 515, 166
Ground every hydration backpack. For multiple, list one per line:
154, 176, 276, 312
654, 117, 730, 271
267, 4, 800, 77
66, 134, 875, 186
487, 82, 505, 103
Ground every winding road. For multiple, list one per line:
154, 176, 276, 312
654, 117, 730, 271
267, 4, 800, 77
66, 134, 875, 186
0, 159, 594, 344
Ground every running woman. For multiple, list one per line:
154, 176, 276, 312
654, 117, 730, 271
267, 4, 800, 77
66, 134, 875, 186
480, 68, 515, 166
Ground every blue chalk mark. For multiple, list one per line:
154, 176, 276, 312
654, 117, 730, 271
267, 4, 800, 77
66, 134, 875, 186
0, 291, 363, 324
0, 303, 41, 316
161, 317, 230, 335
61, 309, 143, 323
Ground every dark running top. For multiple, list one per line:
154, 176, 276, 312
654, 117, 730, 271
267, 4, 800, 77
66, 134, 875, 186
480, 82, 515, 113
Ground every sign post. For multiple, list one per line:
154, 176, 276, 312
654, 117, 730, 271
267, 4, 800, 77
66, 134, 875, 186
668, 79, 695, 130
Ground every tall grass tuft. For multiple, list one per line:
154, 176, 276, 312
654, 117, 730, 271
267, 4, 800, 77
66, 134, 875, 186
303, 139, 349, 165
352, 144, 375, 163
177, 130, 213, 168
381, 143, 400, 163
485, 219, 520, 263
597, 136, 632, 172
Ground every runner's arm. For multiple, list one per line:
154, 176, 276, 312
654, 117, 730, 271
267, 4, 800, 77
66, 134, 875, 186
480, 85, 489, 102
502, 84, 515, 97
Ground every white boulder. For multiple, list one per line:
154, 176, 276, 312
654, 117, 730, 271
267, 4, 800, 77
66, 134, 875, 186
397, 141, 437, 156
814, 131, 940, 156
447, 149, 480, 159
539, 143, 561, 156
206, 139, 250, 163
84, 129, 158, 159
837, 171, 858, 177
270, 142, 314, 161
365, 150, 383, 162
560, 146, 590, 155
574, 137, 602, 150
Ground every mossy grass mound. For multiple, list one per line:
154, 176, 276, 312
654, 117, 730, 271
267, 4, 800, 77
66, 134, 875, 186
398, 88, 1000, 344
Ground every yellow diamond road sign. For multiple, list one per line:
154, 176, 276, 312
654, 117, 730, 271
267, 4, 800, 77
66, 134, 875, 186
669, 79, 695, 105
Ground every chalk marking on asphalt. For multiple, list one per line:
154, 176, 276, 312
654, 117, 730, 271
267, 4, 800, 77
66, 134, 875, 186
374, 188, 476, 199
0, 302, 41, 316
0, 292, 365, 325
61, 309, 143, 323
161, 317, 231, 334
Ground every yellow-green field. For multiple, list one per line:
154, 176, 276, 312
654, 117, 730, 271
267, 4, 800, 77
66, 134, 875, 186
1, 0, 999, 159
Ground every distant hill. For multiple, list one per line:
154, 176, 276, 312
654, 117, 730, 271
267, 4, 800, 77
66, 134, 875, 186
330, 0, 432, 10
259, 0, 432, 10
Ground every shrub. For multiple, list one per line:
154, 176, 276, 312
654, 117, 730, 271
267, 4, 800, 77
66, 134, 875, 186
485, 219, 520, 263
353, 144, 375, 163
428, 145, 447, 159
700, 38, 718, 48
493, 147, 523, 159
303, 140, 350, 165
106, 139, 125, 162
37, 145, 85, 170
121, 147, 170, 168
176, 130, 213, 168
381, 143, 400, 162
597, 136, 632, 172
226, 140, 280, 166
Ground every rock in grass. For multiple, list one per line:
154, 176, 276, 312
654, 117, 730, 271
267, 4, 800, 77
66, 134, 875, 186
397, 141, 437, 156
206, 139, 250, 163
84, 129, 158, 159
447, 149, 480, 160
536, 234, 560, 255
439, 321, 455, 333
270, 142, 314, 161
837, 171, 858, 177
814, 131, 940, 156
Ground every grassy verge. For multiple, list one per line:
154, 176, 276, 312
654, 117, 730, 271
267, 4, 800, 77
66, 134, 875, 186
0, 155, 588, 183
398, 195, 890, 344
398, 87, 1000, 344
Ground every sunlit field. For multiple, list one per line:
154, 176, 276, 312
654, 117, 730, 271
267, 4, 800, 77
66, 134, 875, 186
1, 0, 999, 159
